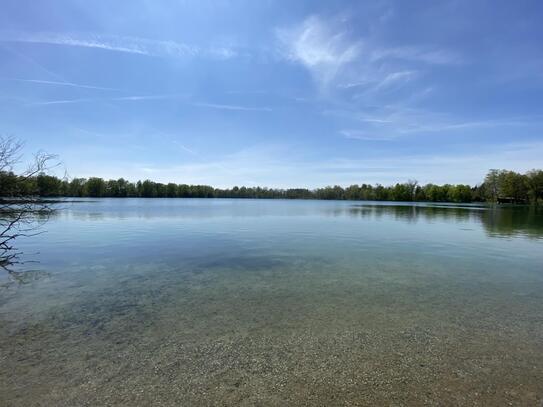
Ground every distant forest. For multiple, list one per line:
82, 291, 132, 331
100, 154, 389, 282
1, 169, 542, 204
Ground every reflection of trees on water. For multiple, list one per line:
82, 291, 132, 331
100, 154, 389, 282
341, 204, 483, 223
47, 201, 543, 240
480, 206, 543, 239
345, 204, 543, 239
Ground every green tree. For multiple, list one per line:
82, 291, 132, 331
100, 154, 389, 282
178, 184, 190, 197
86, 177, 106, 197
391, 183, 413, 201
166, 183, 178, 198
106, 179, 120, 197
69, 178, 87, 197
126, 181, 137, 197
0, 171, 19, 196
526, 169, 543, 203
499, 170, 528, 202
155, 183, 167, 197
36, 174, 62, 196
448, 184, 472, 203
116, 178, 130, 197
373, 184, 389, 201
140, 180, 156, 197
414, 185, 426, 201
484, 169, 500, 202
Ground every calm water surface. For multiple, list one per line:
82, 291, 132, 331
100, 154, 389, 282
1, 199, 543, 405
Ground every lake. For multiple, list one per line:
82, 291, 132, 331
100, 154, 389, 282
1, 199, 543, 405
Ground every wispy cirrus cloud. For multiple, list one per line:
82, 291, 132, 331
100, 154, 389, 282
373, 70, 418, 90
276, 15, 541, 147
340, 129, 396, 141
276, 15, 460, 91
27, 97, 95, 106
2, 78, 121, 91
1, 31, 238, 59
276, 15, 361, 87
191, 102, 272, 112
27, 94, 183, 106
26, 95, 272, 113
113, 95, 184, 101
335, 105, 543, 141
369, 46, 462, 65
172, 141, 199, 157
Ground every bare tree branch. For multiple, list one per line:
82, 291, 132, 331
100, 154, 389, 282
0, 135, 57, 271
0, 135, 23, 173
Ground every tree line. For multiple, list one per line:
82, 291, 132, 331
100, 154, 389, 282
1, 169, 542, 203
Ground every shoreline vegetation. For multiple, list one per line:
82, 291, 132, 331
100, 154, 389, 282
1, 169, 542, 204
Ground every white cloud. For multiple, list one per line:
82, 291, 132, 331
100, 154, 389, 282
172, 142, 198, 157
340, 129, 395, 141
26, 96, 273, 113
329, 103, 543, 141
113, 95, 182, 101
1, 31, 237, 60
370, 46, 462, 65
191, 102, 272, 112
4, 78, 121, 91
27, 94, 182, 106
337, 81, 373, 89
276, 16, 362, 86
274, 16, 472, 144
374, 70, 418, 90
27, 98, 95, 106
277, 15, 460, 96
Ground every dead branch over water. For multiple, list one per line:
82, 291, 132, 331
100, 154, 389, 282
0, 136, 57, 270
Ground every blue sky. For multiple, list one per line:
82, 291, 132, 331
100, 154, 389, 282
1, 0, 542, 187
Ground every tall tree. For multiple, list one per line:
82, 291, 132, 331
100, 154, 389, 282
499, 171, 528, 202
484, 169, 500, 202
526, 169, 543, 203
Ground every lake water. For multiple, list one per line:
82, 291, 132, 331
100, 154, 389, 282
1, 199, 543, 405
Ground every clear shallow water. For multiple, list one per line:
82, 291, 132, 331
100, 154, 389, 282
1, 199, 543, 406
